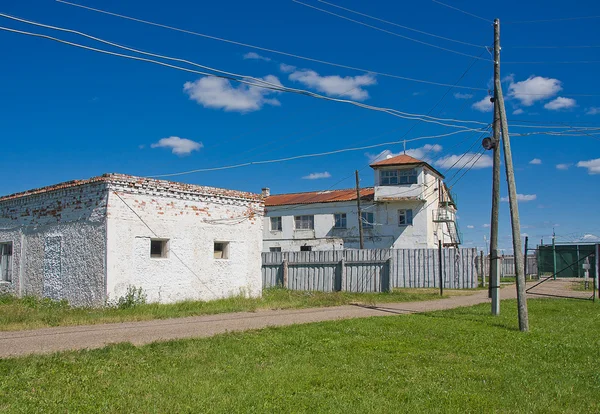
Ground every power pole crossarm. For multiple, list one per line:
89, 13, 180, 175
494, 18, 529, 332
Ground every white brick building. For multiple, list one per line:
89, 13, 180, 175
0, 174, 263, 307
263, 154, 460, 252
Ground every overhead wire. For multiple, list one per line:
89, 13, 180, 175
292, 0, 493, 62
504, 15, 600, 24
430, 0, 492, 23
315, 0, 487, 48
0, 25, 491, 131
54, 0, 488, 91
150, 128, 487, 178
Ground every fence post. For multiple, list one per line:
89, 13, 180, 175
480, 251, 486, 288
524, 236, 529, 281
337, 257, 345, 292
282, 258, 289, 289
383, 258, 392, 292
438, 240, 443, 296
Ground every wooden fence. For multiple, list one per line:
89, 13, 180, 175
478, 255, 538, 278
262, 248, 478, 293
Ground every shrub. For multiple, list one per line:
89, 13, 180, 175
115, 286, 147, 309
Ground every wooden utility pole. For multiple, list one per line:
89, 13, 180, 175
489, 21, 502, 316
494, 19, 529, 332
355, 170, 364, 249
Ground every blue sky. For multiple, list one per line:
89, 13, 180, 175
1, 0, 599, 251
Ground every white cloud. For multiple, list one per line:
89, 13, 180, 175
529, 158, 542, 165
577, 158, 600, 174
501, 194, 537, 202
279, 63, 297, 73
544, 97, 576, 111
454, 92, 473, 100
183, 75, 282, 113
302, 171, 331, 180
472, 96, 493, 112
366, 144, 442, 164
513, 108, 524, 115
586, 107, 600, 115
581, 234, 600, 242
556, 163, 571, 170
508, 76, 562, 106
434, 153, 493, 169
288, 69, 376, 100
502, 74, 515, 84
467, 225, 475, 229
151, 136, 203, 156
243, 52, 271, 61
483, 224, 490, 228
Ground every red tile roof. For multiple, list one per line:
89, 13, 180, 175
369, 154, 444, 178
0, 173, 262, 203
265, 188, 374, 207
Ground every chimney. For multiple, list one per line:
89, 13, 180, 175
261, 187, 270, 197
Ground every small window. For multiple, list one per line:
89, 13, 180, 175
214, 242, 230, 259
398, 209, 414, 226
361, 212, 374, 229
150, 239, 168, 258
0, 243, 13, 282
270, 216, 282, 231
398, 168, 418, 185
334, 213, 347, 229
294, 215, 314, 230
300, 246, 312, 252
380, 170, 398, 185
269, 247, 282, 252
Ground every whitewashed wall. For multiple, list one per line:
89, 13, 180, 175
0, 183, 108, 307
106, 186, 263, 304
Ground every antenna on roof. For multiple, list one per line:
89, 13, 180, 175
403, 140, 406, 154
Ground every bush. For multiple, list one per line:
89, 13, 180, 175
115, 286, 147, 309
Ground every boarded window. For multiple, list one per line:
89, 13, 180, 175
334, 213, 347, 229
270, 216, 282, 231
294, 215, 314, 230
214, 242, 230, 259
150, 239, 168, 258
0, 243, 12, 282
398, 209, 414, 226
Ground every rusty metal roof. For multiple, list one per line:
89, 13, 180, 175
369, 154, 444, 178
0, 173, 262, 203
265, 188, 375, 206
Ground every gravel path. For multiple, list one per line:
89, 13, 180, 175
0, 286, 527, 358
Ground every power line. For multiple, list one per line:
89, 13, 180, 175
509, 45, 600, 49
54, 0, 488, 91
150, 128, 486, 178
430, 0, 492, 23
0, 24, 489, 130
315, 0, 487, 48
504, 15, 600, 24
292, 0, 493, 62
504, 60, 600, 64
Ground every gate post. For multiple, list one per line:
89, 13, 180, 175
282, 259, 289, 289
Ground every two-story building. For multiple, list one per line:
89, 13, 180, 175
263, 154, 460, 252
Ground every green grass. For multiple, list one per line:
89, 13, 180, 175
0, 299, 598, 413
0, 288, 467, 331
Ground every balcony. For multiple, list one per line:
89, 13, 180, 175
432, 208, 456, 223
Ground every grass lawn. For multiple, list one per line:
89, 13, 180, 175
1, 299, 598, 413
0, 288, 470, 331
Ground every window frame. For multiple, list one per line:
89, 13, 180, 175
0, 242, 13, 282
398, 209, 414, 226
270, 216, 282, 231
294, 215, 315, 230
300, 246, 312, 252
333, 213, 347, 229
380, 170, 399, 186
214, 241, 230, 260
398, 168, 418, 185
361, 212, 374, 229
150, 239, 169, 259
